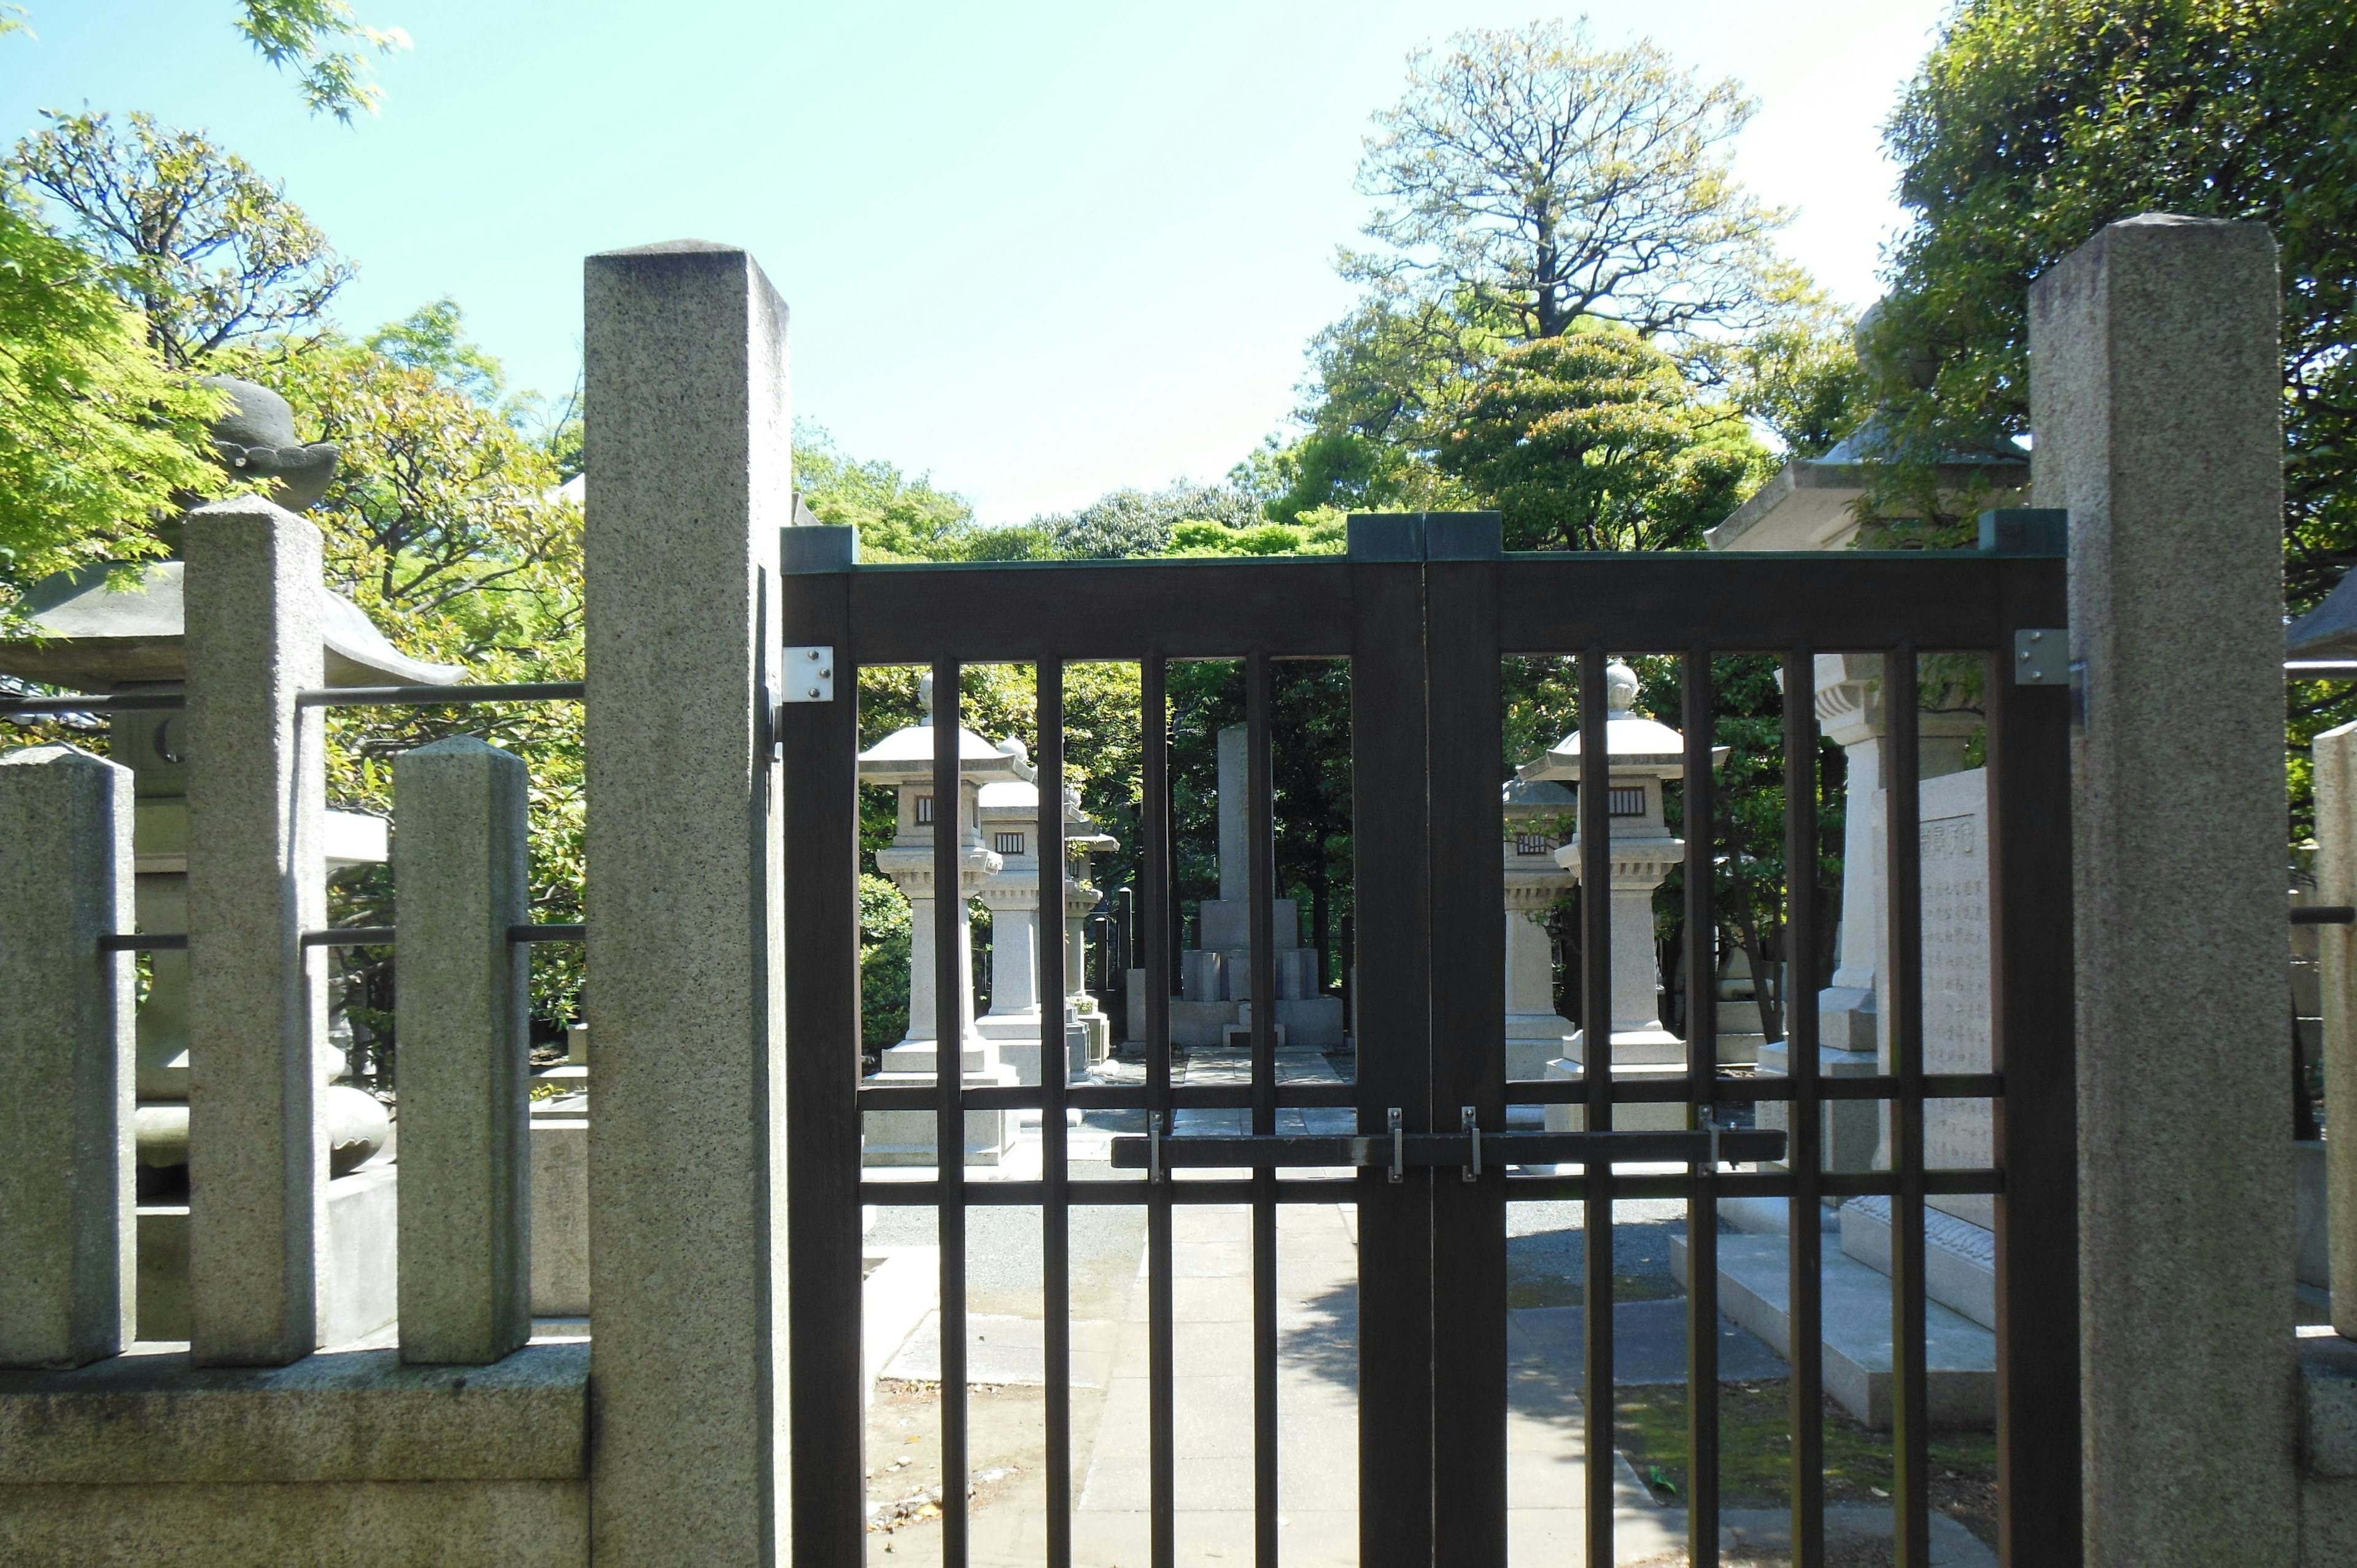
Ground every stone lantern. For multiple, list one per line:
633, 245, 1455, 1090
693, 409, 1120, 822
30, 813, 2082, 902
1500, 778, 1576, 1094
0, 379, 463, 1336
1515, 659, 1724, 1132
975, 778, 1118, 1082
856, 675, 1031, 1165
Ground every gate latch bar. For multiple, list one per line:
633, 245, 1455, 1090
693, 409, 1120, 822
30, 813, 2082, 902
1461, 1106, 1481, 1182
1105, 1124, 1785, 1173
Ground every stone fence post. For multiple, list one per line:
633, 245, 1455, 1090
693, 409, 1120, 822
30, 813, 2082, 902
2316, 722, 2357, 1340
395, 736, 532, 1364
2034, 214, 2293, 1564
584, 241, 790, 1563
0, 745, 136, 1368
183, 496, 329, 1368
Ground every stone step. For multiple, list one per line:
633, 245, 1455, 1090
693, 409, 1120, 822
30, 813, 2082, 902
1670, 1231, 1995, 1431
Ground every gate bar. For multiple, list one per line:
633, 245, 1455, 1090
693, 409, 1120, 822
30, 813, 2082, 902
1105, 1128, 1786, 1169
1246, 651, 1280, 1568
1683, 649, 1722, 1568
1142, 655, 1177, 1568
1887, 646, 1933, 1566
1038, 660, 1073, 1568
934, 658, 970, 1568
1579, 646, 1617, 1566
1782, 650, 1826, 1562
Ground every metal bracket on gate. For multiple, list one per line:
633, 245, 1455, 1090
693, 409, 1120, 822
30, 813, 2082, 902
783, 646, 835, 702
1461, 1106, 1482, 1182
1106, 1122, 1784, 1175
2013, 629, 2067, 686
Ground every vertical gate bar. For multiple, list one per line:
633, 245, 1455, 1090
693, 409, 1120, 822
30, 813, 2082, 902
1781, 650, 1825, 1564
1350, 541, 1434, 1568
1247, 651, 1280, 1568
1987, 560, 2081, 1565
1424, 545, 1507, 1559
1038, 659, 1073, 1568
1682, 649, 1722, 1567
1885, 647, 1931, 1566
934, 658, 970, 1568
1142, 654, 1177, 1568
780, 564, 865, 1563
1579, 646, 1616, 1568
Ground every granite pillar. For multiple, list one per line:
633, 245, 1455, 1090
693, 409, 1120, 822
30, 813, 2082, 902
0, 745, 136, 1367
2312, 720, 2357, 1340
2035, 214, 2293, 1564
183, 496, 328, 1368
395, 736, 532, 1365
584, 241, 789, 1564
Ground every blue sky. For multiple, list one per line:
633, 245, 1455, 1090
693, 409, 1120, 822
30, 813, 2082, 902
2, 1, 1953, 523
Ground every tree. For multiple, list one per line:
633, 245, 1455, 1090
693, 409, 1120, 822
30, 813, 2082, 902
795, 423, 982, 562
1864, 0, 2357, 830
1434, 328, 1768, 551
1347, 19, 1794, 348
3, 2, 408, 120
10, 111, 353, 367
0, 198, 220, 609
1041, 478, 1269, 559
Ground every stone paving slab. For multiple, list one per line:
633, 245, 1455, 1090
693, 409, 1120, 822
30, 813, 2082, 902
881, 1311, 1118, 1389
1509, 1300, 1787, 1386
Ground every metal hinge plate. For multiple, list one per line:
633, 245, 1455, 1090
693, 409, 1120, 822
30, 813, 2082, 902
782, 646, 835, 702
2014, 628, 2067, 686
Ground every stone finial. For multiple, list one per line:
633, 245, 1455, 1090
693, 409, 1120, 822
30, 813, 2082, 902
1604, 659, 1639, 714
190, 378, 341, 514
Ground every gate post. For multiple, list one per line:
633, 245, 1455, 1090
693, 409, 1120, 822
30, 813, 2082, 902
584, 241, 790, 1565
2030, 214, 2293, 1564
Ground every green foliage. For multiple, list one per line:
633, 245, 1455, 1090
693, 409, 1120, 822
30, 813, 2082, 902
1163, 512, 1347, 557
233, 1, 410, 120
795, 422, 983, 562
1721, 298, 1870, 460
365, 297, 506, 409
243, 323, 585, 1054
0, 198, 220, 609
1347, 18, 1793, 344
1434, 330, 1769, 552
10, 111, 353, 367
1042, 478, 1269, 559
1, 4, 404, 121
860, 873, 911, 1056
1868, 0, 2357, 830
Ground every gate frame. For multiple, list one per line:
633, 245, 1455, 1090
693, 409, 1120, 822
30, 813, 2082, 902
778, 517, 2077, 1567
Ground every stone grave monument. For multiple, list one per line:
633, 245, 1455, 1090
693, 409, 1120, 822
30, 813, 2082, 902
1501, 778, 1576, 1094
974, 775, 1118, 1080
1131, 725, 1344, 1050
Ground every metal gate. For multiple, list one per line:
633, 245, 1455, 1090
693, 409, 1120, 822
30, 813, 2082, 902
777, 512, 2077, 1566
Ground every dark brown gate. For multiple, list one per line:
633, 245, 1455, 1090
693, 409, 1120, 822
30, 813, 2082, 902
778, 511, 2077, 1567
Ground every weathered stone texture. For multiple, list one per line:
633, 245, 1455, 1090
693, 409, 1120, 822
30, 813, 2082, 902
0, 745, 135, 1367
395, 737, 532, 1364
182, 496, 329, 1367
582, 240, 789, 1564
2034, 214, 2296, 1565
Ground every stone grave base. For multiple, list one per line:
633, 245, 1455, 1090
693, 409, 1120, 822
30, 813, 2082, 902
136, 1162, 398, 1345
1671, 1220, 1995, 1431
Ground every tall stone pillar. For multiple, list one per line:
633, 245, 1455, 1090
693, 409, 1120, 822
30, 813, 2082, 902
0, 744, 135, 1368
2035, 214, 2292, 1566
183, 496, 328, 1368
584, 241, 789, 1564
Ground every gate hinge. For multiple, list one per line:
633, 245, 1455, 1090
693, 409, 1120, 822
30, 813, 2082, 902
783, 646, 835, 702
2013, 629, 2066, 686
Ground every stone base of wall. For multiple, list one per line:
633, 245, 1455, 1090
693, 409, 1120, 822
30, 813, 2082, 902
0, 1342, 587, 1567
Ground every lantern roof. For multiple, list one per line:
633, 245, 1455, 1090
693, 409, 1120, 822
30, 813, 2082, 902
1514, 659, 1727, 784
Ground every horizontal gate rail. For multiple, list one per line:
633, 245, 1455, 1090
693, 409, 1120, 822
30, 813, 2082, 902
840, 550, 2054, 664
850, 1071, 2001, 1111
1105, 1127, 1787, 1170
